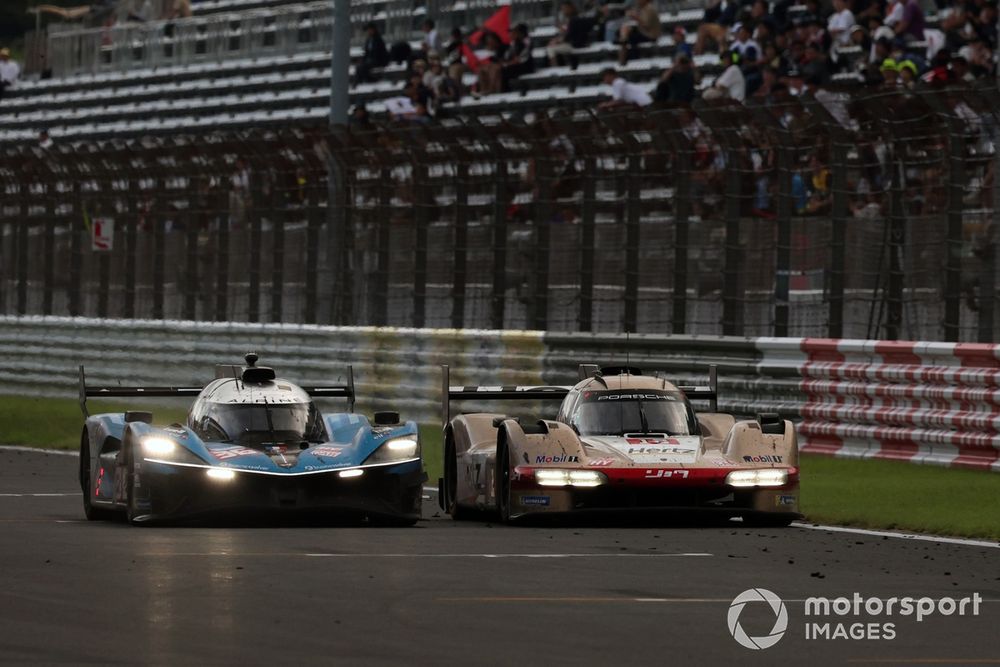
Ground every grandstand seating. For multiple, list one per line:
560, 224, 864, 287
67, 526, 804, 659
0, 0, 935, 144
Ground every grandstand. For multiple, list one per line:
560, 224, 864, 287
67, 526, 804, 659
0, 0, 822, 142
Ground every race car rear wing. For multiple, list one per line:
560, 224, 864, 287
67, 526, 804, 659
441, 363, 718, 426
78, 365, 356, 417
441, 365, 571, 426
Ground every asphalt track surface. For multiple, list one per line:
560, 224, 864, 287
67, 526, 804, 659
2, 449, 999, 666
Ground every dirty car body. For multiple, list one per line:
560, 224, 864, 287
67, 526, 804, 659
78, 355, 424, 525
439, 365, 799, 525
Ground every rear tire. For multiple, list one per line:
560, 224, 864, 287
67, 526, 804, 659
80, 429, 114, 521
495, 438, 513, 523
444, 436, 472, 520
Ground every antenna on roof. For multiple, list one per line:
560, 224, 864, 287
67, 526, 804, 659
626, 330, 630, 374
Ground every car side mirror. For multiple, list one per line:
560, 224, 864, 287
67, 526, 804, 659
125, 411, 153, 424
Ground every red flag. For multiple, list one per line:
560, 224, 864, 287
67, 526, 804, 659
469, 5, 511, 45
460, 43, 482, 72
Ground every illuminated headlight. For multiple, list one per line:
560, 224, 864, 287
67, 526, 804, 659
142, 437, 176, 456
338, 469, 364, 479
206, 468, 236, 481
726, 469, 788, 488
535, 469, 607, 487
364, 436, 420, 464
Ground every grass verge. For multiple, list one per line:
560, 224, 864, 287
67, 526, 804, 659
4, 397, 998, 539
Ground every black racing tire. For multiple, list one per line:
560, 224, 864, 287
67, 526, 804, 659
124, 441, 146, 526
495, 436, 513, 524
80, 429, 115, 522
743, 513, 796, 528
444, 436, 472, 521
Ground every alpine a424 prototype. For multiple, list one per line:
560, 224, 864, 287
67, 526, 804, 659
439, 365, 799, 525
78, 354, 424, 525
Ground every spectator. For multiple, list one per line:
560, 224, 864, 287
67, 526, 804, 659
501, 23, 536, 91
349, 105, 373, 128
0, 48, 19, 100
547, 1, 594, 67
703, 50, 745, 101
128, 0, 155, 22
654, 54, 696, 103
166, 0, 192, 19
618, 0, 662, 65
598, 67, 653, 108
598, 0, 635, 43
696, 0, 738, 54
879, 57, 900, 87
356, 22, 390, 85
950, 55, 974, 81
38, 130, 53, 150
897, 58, 918, 87
894, 0, 925, 41
827, 0, 855, 46
673, 26, 693, 58
421, 19, 443, 56
475, 31, 507, 96
425, 55, 462, 103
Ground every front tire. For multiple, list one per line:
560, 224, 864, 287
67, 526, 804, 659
80, 429, 114, 521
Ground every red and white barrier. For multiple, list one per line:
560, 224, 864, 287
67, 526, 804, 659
756, 338, 1000, 471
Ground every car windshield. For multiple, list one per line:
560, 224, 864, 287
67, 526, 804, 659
570, 390, 696, 436
194, 401, 326, 447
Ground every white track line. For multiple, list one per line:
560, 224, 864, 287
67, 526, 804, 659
0, 445, 77, 456
0, 493, 76, 497
793, 522, 1000, 549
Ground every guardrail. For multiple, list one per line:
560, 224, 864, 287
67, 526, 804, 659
1, 316, 996, 470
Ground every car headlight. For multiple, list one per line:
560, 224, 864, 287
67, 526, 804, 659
534, 469, 607, 487
726, 469, 788, 488
140, 436, 204, 464
142, 437, 175, 456
365, 436, 420, 464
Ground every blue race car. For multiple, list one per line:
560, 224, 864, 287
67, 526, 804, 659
78, 353, 424, 525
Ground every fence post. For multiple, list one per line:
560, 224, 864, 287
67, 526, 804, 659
123, 216, 137, 319
672, 145, 691, 335
271, 198, 285, 324
247, 172, 262, 323
722, 150, 743, 336
413, 162, 429, 328
69, 182, 83, 317
828, 142, 849, 338
773, 142, 793, 337
624, 152, 641, 333
490, 158, 507, 329
152, 185, 166, 320
579, 156, 596, 332
216, 195, 230, 322
42, 218, 55, 317
371, 167, 390, 327
885, 157, 906, 340
531, 157, 551, 331
304, 181, 321, 325
184, 201, 199, 321
453, 161, 468, 329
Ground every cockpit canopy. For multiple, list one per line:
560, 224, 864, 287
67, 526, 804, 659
567, 389, 698, 437
190, 400, 327, 447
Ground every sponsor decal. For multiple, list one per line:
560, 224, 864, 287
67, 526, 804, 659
309, 446, 344, 459
371, 427, 395, 439
587, 457, 616, 467
164, 426, 187, 437
535, 454, 579, 464
776, 494, 796, 506
744, 455, 783, 463
628, 447, 695, 456
644, 469, 690, 479
597, 394, 675, 401
521, 495, 551, 506
211, 446, 260, 460
626, 437, 681, 446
